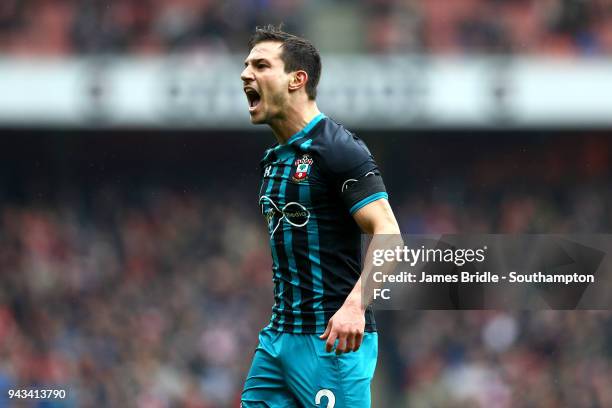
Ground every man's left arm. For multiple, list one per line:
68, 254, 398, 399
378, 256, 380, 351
320, 198, 401, 354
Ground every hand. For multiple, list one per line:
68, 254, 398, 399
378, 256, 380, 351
319, 301, 365, 355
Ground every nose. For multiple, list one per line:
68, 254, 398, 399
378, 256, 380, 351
241, 65, 254, 82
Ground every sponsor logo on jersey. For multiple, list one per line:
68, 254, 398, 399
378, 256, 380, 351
259, 196, 310, 236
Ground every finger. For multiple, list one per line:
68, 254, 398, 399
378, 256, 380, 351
353, 332, 364, 352
319, 323, 331, 340
325, 330, 338, 353
335, 334, 347, 355
346, 332, 355, 353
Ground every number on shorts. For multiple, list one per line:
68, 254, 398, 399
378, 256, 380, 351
315, 389, 335, 408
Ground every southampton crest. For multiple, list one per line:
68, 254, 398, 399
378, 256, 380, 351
292, 154, 313, 182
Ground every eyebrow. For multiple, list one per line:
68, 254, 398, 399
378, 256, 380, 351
244, 58, 271, 67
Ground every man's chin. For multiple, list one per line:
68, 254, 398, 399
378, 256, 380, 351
249, 113, 266, 125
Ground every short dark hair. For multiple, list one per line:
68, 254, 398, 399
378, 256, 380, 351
248, 25, 321, 100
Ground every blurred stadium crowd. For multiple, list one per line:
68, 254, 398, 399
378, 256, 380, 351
1, 0, 612, 56
0, 190, 272, 407
1, 130, 611, 407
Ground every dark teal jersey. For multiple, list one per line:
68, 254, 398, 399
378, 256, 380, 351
259, 113, 388, 334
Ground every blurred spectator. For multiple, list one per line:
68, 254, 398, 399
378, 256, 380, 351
1, 0, 612, 56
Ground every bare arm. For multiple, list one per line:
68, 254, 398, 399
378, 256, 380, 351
320, 198, 401, 354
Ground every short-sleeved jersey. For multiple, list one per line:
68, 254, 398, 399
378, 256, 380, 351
258, 113, 388, 334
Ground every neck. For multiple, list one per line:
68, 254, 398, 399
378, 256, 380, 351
269, 101, 321, 145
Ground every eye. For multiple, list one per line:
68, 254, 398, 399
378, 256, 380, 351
257, 63, 268, 69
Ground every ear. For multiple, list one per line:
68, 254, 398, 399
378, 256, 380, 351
288, 70, 308, 93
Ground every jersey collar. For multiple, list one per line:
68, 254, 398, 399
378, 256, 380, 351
261, 113, 326, 163
285, 112, 326, 146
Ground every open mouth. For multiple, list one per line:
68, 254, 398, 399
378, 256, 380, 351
245, 88, 261, 113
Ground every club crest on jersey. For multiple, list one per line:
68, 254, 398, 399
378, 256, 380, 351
292, 154, 313, 182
